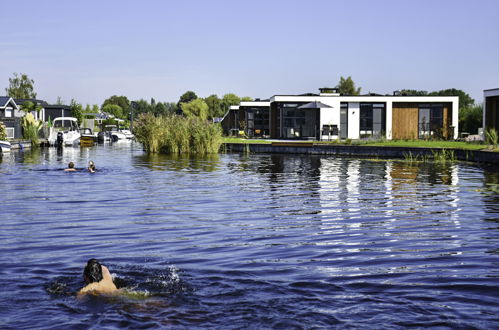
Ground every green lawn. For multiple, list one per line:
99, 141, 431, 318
222, 137, 498, 151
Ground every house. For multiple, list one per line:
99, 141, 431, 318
14, 98, 49, 121
43, 104, 73, 122
484, 88, 499, 132
0, 96, 22, 139
223, 88, 459, 140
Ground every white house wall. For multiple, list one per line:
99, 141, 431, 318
347, 103, 360, 139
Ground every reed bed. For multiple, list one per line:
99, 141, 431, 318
134, 113, 222, 154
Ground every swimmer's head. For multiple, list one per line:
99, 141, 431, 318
83, 258, 103, 284
68, 162, 75, 169
88, 160, 94, 167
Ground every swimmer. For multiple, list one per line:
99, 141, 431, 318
78, 258, 118, 295
64, 161, 77, 172
88, 160, 96, 173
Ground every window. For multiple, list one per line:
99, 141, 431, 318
6, 127, 14, 139
340, 103, 348, 139
360, 103, 385, 137
419, 104, 443, 138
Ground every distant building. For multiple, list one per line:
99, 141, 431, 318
484, 88, 499, 132
221, 89, 459, 140
0, 96, 22, 139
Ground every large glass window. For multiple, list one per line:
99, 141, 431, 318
279, 103, 318, 139
419, 104, 443, 138
340, 103, 348, 139
245, 107, 269, 137
360, 103, 386, 138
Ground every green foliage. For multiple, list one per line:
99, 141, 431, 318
5, 73, 37, 99
102, 104, 123, 119
429, 88, 475, 109
134, 113, 223, 154
21, 101, 42, 116
178, 91, 198, 113
0, 122, 7, 140
485, 129, 498, 148
21, 113, 42, 146
102, 95, 130, 119
92, 104, 100, 113
241, 96, 253, 102
222, 93, 241, 114
336, 76, 361, 95
459, 103, 482, 134
56, 96, 64, 105
205, 94, 223, 119
399, 89, 428, 96
181, 98, 209, 121
70, 99, 84, 125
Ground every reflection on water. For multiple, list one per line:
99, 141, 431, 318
1, 145, 499, 328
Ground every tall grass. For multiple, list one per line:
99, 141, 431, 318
22, 113, 42, 146
134, 113, 223, 154
485, 128, 498, 148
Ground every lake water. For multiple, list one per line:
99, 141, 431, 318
1, 142, 499, 329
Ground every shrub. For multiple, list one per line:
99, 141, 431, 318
134, 113, 223, 154
0, 122, 7, 140
22, 113, 42, 146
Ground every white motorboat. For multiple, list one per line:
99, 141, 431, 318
120, 129, 134, 140
0, 140, 11, 153
48, 117, 81, 146
105, 125, 127, 142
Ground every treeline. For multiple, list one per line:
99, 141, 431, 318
398, 88, 482, 134
97, 91, 252, 123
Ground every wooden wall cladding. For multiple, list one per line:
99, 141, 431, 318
392, 103, 419, 140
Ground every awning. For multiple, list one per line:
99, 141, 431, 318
298, 101, 333, 109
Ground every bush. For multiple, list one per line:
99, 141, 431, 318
0, 122, 7, 140
134, 113, 222, 154
22, 113, 42, 146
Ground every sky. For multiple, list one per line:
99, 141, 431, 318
1, 0, 498, 106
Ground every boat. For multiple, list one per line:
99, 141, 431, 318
0, 140, 11, 153
120, 129, 134, 140
79, 128, 96, 147
105, 125, 127, 142
48, 117, 81, 147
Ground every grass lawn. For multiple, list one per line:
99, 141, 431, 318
223, 137, 499, 151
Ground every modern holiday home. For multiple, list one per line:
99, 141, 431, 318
222, 88, 459, 140
484, 88, 499, 132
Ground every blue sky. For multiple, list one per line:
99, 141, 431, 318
1, 0, 497, 106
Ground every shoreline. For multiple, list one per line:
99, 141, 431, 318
223, 142, 499, 166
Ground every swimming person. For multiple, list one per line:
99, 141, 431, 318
88, 161, 96, 173
64, 162, 77, 172
78, 259, 118, 295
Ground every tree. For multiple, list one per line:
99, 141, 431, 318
84, 104, 92, 113
336, 76, 361, 95
222, 93, 241, 114
102, 104, 123, 119
102, 95, 130, 119
153, 102, 166, 116
181, 98, 209, 121
177, 91, 198, 113
398, 89, 429, 96
205, 94, 223, 119
6, 73, 37, 99
92, 104, 100, 113
70, 99, 84, 125
56, 96, 65, 105
459, 103, 482, 134
21, 101, 42, 118
429, 88, 475, 110
241, 96, 253, 101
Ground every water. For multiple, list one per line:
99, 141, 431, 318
1, 142, 499, 329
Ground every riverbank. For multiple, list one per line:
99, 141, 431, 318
223, 142, 499, 165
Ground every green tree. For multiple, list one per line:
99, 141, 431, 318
70, 99, 84, 125
6, 73, 37, 99
102, 95, 130, 119
21, 101, 43, 117
398, 89, 429, 96
459, 103, 482, 134
132, 99, 152, 114
205, 94, 223, 119
241, 96, 253, 102
84, 104, 92, 113
153, 102, 167, 116
177, 91, 198, 113
222, 93, 241, 114
92, 104, 100, 113
429, 88, 475, 110
0, 122, 7, 140
181, 98, 209, 121
102, 104, 124, 119
336, 76, 361, 95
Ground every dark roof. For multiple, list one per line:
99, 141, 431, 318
14, 98, 49, 106
44, 104, 72, 110
0, 96, 11, 107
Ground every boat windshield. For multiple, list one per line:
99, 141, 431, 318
53, 120, 77, 130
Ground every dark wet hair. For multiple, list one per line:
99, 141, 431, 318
83, 258, 103, 284
68, 162, 75, 169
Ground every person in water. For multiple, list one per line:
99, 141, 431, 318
78, 258, 118, 295
87, 161, 96, 173
64, 161, 77, 172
